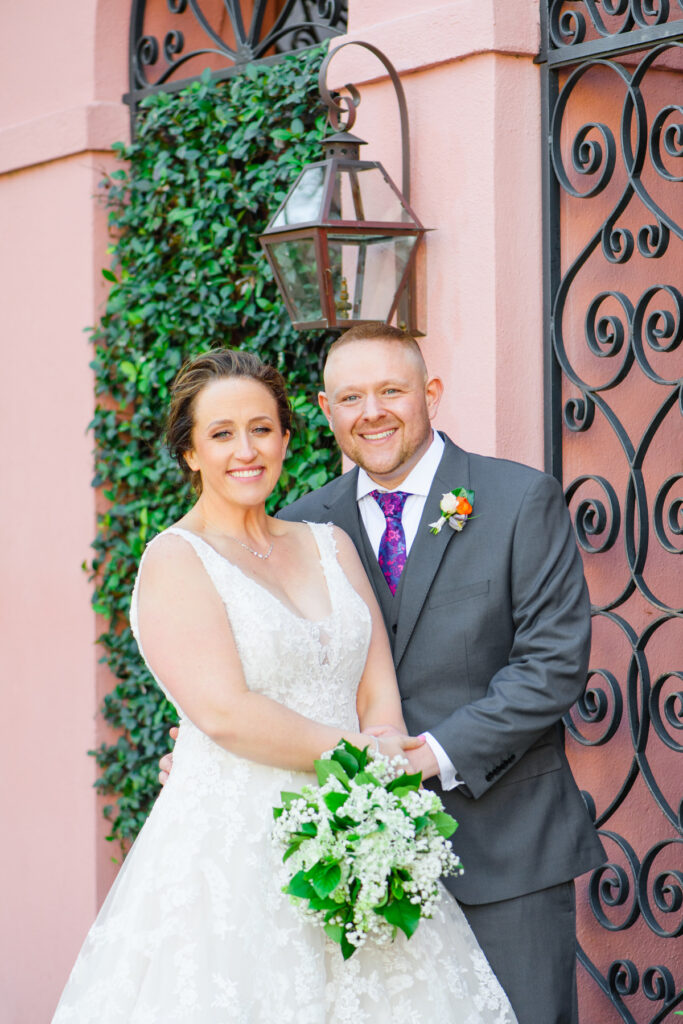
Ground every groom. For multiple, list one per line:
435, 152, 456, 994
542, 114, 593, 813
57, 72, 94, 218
277, 324, 605, 1024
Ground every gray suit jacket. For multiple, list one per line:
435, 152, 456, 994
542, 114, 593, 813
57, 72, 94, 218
278, 434, 605, 904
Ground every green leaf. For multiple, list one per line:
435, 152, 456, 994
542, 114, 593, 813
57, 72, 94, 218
331, 746, 360, 777
310, 861, 342, 898
284, 871, 316, 901
323, 791, 349, 813
102, 269, 117, 282
386, 772, 422, 793
453, 486, 475, 505
282, 839, 303, 862
377, 896, 421, 940
390, 874, 404, 900
429, 811, 458, 838
278, 791, 304, 808
314, 758, 351, 790
323, 923, 344, 945
308, 896, 340, 912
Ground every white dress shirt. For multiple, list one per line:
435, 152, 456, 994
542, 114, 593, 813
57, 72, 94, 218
356, 431, 461, 791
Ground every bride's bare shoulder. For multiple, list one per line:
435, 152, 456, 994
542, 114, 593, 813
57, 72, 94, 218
139, 530, 208, 592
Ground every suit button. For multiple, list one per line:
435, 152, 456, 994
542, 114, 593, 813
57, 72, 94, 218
485, 772, 493, 782
391, 624, 397, 633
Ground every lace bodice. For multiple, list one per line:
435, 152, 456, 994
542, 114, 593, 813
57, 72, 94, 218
130, 522, 372, 731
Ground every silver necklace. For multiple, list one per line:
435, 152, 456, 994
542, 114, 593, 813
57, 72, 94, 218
228, 535, 273, 560
205, 527, 274, 560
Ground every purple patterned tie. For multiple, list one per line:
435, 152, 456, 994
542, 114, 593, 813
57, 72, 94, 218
371, 490, 410, 596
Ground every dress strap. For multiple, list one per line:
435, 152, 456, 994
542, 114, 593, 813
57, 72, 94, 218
305, 521, 345, 597
305, 520, 336, 564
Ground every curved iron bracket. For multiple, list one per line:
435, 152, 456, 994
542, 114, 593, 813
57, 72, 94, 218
317, 40, 411, 203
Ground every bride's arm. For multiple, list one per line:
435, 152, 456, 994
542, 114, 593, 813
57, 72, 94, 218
137, 534, 416, 770
330, 527, 417, 739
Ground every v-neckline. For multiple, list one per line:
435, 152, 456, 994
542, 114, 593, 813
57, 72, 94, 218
169, 525, 335, 626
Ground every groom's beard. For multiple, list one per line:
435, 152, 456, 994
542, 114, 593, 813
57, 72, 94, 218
342, 418, 433, 486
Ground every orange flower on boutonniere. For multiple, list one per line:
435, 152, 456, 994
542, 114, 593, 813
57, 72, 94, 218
429, 488, 476, 535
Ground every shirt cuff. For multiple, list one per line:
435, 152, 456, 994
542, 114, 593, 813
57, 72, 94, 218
422, 732, 463, 791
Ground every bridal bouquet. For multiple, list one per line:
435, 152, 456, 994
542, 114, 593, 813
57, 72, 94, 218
271, 739, 463, 960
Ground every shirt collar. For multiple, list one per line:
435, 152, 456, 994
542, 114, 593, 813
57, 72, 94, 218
356, 430, 445, 500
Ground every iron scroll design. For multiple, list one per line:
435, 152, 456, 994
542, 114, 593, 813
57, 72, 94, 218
546, 0, 683, 63
126, 0, 347, 124
540, 5, 683, 1022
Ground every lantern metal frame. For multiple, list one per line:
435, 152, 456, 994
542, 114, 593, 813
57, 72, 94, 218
259, 41, 428, 333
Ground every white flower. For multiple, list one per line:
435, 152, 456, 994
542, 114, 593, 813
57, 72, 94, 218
440, 492, 460, 515
448, 515, 467, 532
428, 517, 446, 534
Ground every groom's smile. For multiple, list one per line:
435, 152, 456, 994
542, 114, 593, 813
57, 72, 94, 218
361, 428, 398, 442
319, 337, 443, 489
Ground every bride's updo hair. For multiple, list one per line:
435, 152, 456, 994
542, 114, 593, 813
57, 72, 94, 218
166, 348, 291, 493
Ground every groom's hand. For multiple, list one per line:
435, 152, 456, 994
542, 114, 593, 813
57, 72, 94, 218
364, 724, 425, 761
158, 726, 179, 785
403, 740, 439, 781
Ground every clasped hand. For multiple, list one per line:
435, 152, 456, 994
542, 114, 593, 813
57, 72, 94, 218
157, 726, 432, 785
364, 724, 439, 781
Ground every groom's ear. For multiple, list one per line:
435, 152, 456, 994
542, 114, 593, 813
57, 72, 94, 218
425, 376, 444, 420
318, 391, 332, 425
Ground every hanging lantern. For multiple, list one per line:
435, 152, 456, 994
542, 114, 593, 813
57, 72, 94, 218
259, 42, 429, 333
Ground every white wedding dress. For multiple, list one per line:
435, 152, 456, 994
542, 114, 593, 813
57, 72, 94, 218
53, 523, 517, 1024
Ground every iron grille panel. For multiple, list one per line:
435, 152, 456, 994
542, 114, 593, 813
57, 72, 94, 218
540, 3, 683, 1021
126, 0, 347, 124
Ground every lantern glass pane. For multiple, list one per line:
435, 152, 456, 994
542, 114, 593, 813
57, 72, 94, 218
267, 238, 323, 322
327, 234, 417, 321
271, 167, 326, 228
327, 167, 410, 224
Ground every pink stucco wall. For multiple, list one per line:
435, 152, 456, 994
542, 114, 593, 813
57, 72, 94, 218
0, 4, 129, 1021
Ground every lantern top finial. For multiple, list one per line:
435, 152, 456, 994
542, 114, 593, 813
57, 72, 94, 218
322, 132, 367, 161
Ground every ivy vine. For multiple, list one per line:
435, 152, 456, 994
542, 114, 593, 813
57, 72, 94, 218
90, 46, 340, 851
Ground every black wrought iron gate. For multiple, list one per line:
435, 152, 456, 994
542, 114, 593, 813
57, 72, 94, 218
538, 3, 683, 1021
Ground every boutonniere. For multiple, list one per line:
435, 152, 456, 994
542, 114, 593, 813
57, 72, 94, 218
429, 487, 475, 535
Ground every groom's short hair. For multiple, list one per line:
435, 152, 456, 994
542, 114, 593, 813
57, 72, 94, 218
325, 324, 427, 377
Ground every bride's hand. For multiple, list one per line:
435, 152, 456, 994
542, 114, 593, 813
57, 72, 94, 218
361, 727, 425, 761
363, 724, 401, 738
158, 726, 179, 786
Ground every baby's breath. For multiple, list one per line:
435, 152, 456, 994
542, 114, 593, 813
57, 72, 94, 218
271, 740, 464, 960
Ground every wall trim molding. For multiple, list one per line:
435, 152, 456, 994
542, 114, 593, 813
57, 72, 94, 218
0, 102, 129, 177
330, 0, 539, 86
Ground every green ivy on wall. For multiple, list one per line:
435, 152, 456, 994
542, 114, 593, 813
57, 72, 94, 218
90, 45, 340, 851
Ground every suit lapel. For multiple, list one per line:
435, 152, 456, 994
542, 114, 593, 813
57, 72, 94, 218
323, 468, 376, 587
393, 438, 470, 667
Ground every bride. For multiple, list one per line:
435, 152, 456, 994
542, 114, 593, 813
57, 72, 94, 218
53, 348, 517, 1023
